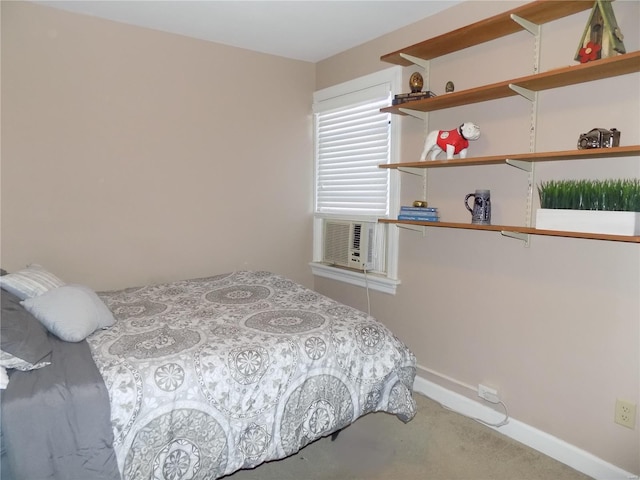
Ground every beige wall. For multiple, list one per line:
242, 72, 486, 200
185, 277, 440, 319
316, 0, 640, 475
1, 1, 315, 290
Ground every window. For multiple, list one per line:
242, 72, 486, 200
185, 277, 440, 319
310, 67, 401, 294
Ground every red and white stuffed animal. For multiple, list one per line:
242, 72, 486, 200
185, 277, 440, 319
420, 122, 480, 161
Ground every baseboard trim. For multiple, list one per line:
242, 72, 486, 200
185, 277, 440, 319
413, 375, 638, 480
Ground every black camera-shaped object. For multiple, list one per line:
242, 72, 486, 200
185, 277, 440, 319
577, 128, 620, 149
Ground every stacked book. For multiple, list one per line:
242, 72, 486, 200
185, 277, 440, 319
397, 206, 439, 222
392, 90, 436, 105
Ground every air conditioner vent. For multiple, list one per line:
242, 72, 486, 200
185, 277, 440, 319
352, 223, 361, 250
324, 221, 351, 267
323, 220, 372, 271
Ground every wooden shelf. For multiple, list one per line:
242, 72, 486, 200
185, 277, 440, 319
379, 219, 640, 244
378, 0, 639, 246
381, 0, 593, 66
380, 145, 640, 170
382, 51, 640, 115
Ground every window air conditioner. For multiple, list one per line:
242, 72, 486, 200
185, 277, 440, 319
323, 220, 373, 271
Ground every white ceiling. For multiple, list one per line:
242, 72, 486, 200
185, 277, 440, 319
35, 1, 461, 62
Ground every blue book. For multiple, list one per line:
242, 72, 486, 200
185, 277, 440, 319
397, 215, 440, 221
400, 206, 438, 213
398, 211, 439, 218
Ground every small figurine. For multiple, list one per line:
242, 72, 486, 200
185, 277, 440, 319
420, 122, 480, 161
577, 127, 620, 149
409, 72, 424, 93
445, 81, 455, 93
575, 0, 625, 63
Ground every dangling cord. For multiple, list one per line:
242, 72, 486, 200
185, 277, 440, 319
474, 400, 510, 428
363, 265, 371, 316
439, 398, 510, 428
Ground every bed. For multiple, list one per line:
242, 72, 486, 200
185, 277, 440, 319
1, 269, 416, 480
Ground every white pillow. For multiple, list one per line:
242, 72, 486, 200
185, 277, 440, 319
0, 264, 65, 300
21, 284, 116, 342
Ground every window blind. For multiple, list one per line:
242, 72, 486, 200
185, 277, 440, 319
314, 92, 391, 217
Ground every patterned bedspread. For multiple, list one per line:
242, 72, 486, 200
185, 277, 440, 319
88, 271, 416, 479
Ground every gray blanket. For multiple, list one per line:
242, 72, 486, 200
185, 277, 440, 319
1, 335, 120, 480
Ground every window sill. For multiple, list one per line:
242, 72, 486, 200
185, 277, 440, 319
309, 262, 400, 295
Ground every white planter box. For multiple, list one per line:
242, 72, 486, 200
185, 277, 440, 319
536, 209, 640, 236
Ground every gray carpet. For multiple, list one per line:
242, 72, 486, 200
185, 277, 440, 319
222, 393, 593, 480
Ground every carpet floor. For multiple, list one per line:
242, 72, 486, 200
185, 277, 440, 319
222, 393, 594, 480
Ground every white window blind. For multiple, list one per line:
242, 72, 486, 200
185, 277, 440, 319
311, 67, 401, 294
314, 88, 391, 217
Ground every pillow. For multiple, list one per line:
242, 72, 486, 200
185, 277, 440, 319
0, 264, 65, 300
0, 289, 52, 368
21, 284, 115, 342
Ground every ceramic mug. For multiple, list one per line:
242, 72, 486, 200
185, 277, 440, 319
465, 189, 491, 225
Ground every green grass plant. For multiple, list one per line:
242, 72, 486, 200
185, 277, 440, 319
538, 179, 640, 211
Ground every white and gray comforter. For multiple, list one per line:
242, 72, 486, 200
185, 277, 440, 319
89, 270, 416, 479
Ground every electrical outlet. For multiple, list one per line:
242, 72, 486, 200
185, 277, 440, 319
478, 384, 500, 404
614, 399, 637, 429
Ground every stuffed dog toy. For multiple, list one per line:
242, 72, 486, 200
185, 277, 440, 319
420, 122, 480, 161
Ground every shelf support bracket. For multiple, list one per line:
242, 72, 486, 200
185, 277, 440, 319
510, 14, 541, 36
399, 53, 430, 70
398, 108, 428, 121
505, 159, 533, 172
398, 166, 427, 176
397, 224, 427, 236
500, 230, 531, 246
509, 84, 536, 102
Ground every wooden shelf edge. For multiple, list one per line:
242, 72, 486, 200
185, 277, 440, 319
380, 145, 640, 169
379, 219, 640, 243
380, 0, 594, 66
382, 51, 640, 115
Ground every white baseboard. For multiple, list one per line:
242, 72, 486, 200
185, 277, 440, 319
413, 375, 638, 480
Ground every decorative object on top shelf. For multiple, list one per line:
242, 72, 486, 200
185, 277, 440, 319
445, 81, 455, 93
464, 189, 491, 225
578, 42, 601, 63
577, 127, 620, 149
575, 0, 626, 63
536, 179, 640, 235
412, 200, 428, 208
420, 122, 480, 161
409, 72, 424, 93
